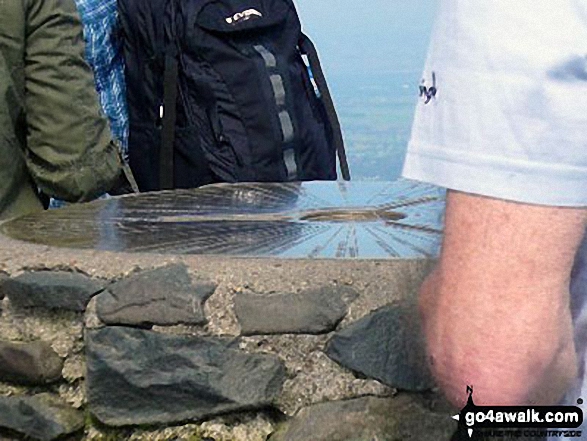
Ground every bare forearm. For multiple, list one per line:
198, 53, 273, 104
420, 191, 587, 407
421, 269, 577, 406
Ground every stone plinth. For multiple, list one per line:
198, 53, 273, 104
0, 181, 455, 441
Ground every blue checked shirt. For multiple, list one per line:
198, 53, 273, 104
50, 0, 128, 209
74, 0, 128, 158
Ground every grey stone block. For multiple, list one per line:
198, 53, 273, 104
96, 264, 216, 327
86, 326, 286, 426
235, 286, 359, 335
4, 271, 104, 311
268, 395, 456, 441
0, 393, 84, 441
0, 271, 7, 301
0, 272, 7, 315
325, 303, 435, 391
0, 340, 63, 384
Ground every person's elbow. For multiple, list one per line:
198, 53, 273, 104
426, 332, 577, 408
28, 140, 123, 203
419, 271, 578, 408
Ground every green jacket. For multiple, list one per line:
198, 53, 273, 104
0, 0, 123, 221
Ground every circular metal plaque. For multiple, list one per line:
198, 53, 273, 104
1, 180, 445, 258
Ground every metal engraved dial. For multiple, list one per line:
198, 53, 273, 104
1, 180, 445, 259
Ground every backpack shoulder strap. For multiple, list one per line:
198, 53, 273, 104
159, 0, 179, 190
299, 33, 351, 181
160, 48, 178, 190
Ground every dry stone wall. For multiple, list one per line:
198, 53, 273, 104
0, 261, 459, 441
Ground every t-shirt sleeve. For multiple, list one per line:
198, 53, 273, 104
402, 0, 587, 207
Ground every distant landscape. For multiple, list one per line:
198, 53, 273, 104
329, 71, 422, 181
294, 0, 437, 181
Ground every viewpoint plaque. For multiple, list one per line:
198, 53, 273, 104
1, 180, 445, 258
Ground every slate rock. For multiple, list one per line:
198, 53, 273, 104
0, 271, 7, 301
235, 286, 359, 335
268, 395, 456, 441
0, 272, 7, 314
0, 393, 84, 441
96, 264, 216, 327
4, 271, 104, 311
86, 326, 286, 426
0, 340, 63, 384
325, 303, 435, 391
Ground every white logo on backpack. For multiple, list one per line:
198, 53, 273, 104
225, 9, 263, 24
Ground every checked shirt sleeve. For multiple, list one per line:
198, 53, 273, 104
74, 0, 129, 159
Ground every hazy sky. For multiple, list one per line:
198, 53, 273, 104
293, 0, 438, 77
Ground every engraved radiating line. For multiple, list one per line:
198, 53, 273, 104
365, 180, 424, 205
397, 205, 445, 220
255, 184, 297, 205
222, 238, 288, 256
372, 224, 440, 247
376, 196, 443, 211
219, 223, 305, 255
119, 221, 232, 253
188, 184, 300, 211
341, 224, 358, 258
163, 222, 328, 256
367, 180, 442, 207
184, 233, 262, 254
337, 181, 350, 206
137, 187, 303, 220
370, 226, 436, 258
3, 182, 446, 258
308, 225, 345, 258
364, 226, 402, 257
152, 213, 295, 222
185, 235, 267, 255
127, 231, 204, 253
336, 225, 355, 258
385, 221, 442, 234
297, 187, 337, 210
395, 213, 445, 230
124, 222, 288, 253
350, 225, 359, 258
364, 181, 399, 205
265, 224, 331, 256
196, 223, 292, 255
372, 228, 440, 258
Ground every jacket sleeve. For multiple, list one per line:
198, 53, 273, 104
23, 0, 123, 202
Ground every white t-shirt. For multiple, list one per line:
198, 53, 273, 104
403, 0, 587, 206
402, 1, 587, 439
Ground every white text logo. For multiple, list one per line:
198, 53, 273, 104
225, 9, 263, 24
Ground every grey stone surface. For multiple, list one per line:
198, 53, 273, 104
0, 393, 84, 441
0, 340, 63, 384
0, 272, 7, 315
0, 271, 7, 301
3, 271, 104, 311
325, 303, 435, 391
0, 224, 437, 440
238, 334, 393, 416
84, 413, 277, 441
235, 286, 359, 335
96, 264, 217, 327
86, 326, 286, 426
268, 395, 456, 441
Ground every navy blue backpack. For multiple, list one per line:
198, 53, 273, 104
118, 0, 350, 191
